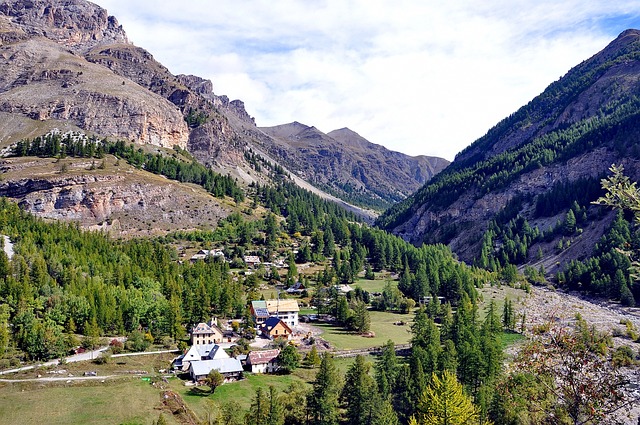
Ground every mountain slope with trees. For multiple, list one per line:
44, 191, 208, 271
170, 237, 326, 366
258, 122, 449, 210
378, 29, 640, 288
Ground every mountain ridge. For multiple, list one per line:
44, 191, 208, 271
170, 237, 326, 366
258, 121, 448, 210
0, 0, 447, 228
378, 28, 640, 274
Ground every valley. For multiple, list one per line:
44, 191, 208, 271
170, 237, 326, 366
0, 1, 639, 424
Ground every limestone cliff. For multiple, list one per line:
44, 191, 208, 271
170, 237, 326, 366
0, 0, 189, 149
0, 156, 229, 236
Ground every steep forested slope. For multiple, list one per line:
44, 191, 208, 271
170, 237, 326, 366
378, 30, 640, 286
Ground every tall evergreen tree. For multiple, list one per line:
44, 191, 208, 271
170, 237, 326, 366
376, 340, 398, 397
307, 353, 341, 425
341, 355, 377, 425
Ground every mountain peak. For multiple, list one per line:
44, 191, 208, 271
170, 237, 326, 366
0, 0, 129, 52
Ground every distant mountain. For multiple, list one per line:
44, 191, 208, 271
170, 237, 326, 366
378, 29, 640, 273
258, 122, 449, 210
0, 0, 395, 226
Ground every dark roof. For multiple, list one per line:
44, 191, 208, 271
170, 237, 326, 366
262, 317, 292, 333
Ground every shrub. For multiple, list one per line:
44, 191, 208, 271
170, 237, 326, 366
612, 345, 635, 367
109, 339, 124, 354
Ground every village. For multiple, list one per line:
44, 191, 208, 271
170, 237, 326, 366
174, 297, 303, 384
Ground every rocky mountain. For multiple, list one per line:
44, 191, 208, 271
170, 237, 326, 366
378, 29, 640, 273
0, 0, 191, 149
0, 0, 448, 228
0, 0, 259, 168
0, 154, 229, 236
258, 122, 449, 210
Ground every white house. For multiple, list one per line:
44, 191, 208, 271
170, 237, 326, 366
189, 357, 243, 382
173, 343, 228, 371
246, 349, 280, 374
251, 299, 299, 327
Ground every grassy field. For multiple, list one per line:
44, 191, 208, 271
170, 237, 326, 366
352, 275, 397, 293
314, 310, 412, 350
169, 355, 366, 419
175, 371, 309, 416
0, 378, 174, 425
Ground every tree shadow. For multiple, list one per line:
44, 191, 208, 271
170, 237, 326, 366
188, 387, 212, 397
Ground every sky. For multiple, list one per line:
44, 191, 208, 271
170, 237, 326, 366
96, 1, 640, 161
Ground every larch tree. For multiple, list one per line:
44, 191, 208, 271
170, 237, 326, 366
307, 352, 341, 425
341, 355, 377, 425
411, 370, 480, 425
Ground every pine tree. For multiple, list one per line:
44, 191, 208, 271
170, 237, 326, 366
353, 301, 371, 334
303, 344, 321, 368
308, 352, 341, 425
336, 296, 350, 325
393, 364, 414, 423
564, 209, 577, 234
247, 387, 269, 425
375, 340, 398, 397
620, 282, 636, 307
341, 355, 377, 425
266, 386, 284, 425
438, 339, 458, 373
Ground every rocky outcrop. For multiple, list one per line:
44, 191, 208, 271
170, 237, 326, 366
0, 9, 189, 149
0, 0, 128, 52
0, 158, 230, 236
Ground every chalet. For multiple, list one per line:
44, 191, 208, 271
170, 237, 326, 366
286, 281, 305, 294
260, 317, 293, 340
243, 255, 261, 268
246, 349, 280, 374
265, 299, 299, 327
190, 249, 225, 262
251, 299, 299, 327
191, 318, 224, 345
173, 343, 228, 371
189, 357, 243, 382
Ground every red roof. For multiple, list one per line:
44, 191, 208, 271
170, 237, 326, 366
247, 349, 281, 365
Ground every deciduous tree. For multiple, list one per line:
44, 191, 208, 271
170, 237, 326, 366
411, 370, 480, 425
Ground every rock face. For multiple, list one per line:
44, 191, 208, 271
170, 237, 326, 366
258, 122, 449, 209
0, 157, 229, 236
0, 0, 189, 149
381, 29, 640, 270
0, 0, 128, 52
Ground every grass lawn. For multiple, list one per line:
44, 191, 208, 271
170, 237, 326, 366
0, 378, 174, 425
171, 370, 312, 418
352, 276, 396, 293
171, 357, 368, 420
314, 310, 412, 350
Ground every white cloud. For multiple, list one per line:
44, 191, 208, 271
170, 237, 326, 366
97, 0, 640, 160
